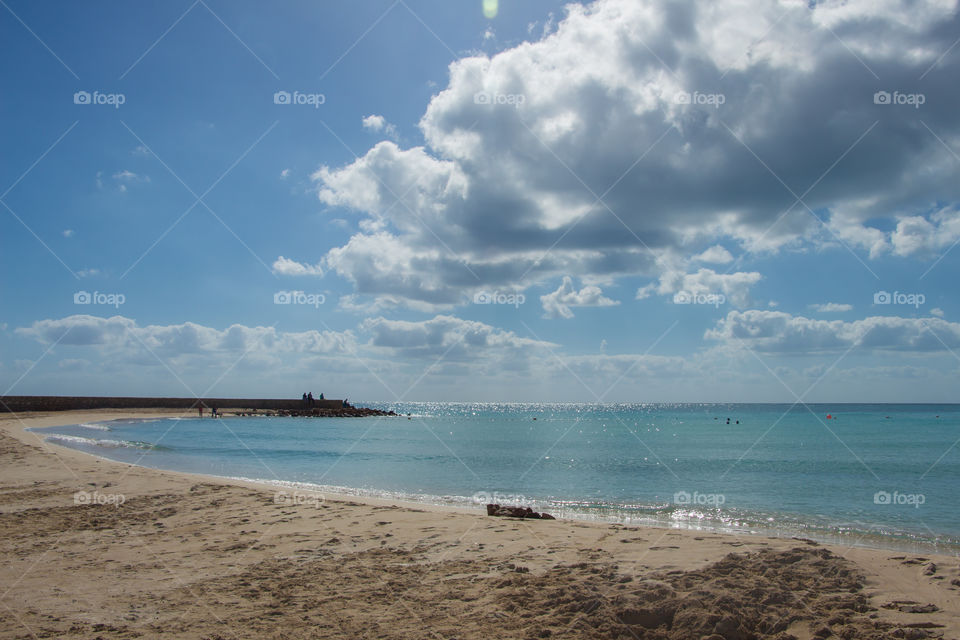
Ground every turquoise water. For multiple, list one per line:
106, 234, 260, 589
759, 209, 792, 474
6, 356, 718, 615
32, 403, 960, 553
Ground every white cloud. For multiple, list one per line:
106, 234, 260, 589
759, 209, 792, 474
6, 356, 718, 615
109, 169, 149, 192
306, 0, 960, 310
280, 168, 291, 180
540, 276, 619, 319
362, 114, 398, 140
62, 229, 74, 238
16, 315, 355, 357
811, 302, 853, 313
304, 0, 959, 311
361, 314, 556, 361
707, 310, 960, 354
694, 245, 734, 264
272, 256, 323, 277
636, 268, 762, 307
930, 307, 945, 318
890, 207, 960, 258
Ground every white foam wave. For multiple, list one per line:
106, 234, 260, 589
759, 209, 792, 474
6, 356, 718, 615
77, 422, 111, 431
46, 434, 152, 450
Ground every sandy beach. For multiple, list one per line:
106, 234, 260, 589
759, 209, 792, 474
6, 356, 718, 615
1, 410, 957, 639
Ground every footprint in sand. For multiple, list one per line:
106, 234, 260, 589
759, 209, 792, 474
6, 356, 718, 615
648, 545, 680, 550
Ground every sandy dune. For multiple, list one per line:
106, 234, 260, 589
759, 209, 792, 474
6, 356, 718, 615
1, 411, 957, 639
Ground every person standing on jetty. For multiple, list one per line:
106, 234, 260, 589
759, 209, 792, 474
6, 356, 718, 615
307, 392, 314, 407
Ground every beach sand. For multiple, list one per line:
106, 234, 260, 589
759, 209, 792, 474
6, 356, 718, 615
1, 411, 957, 639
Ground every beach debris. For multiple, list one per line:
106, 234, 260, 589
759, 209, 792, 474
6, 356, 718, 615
485, 503, 555, 519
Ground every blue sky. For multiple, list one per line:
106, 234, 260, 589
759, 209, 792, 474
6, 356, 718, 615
2, 0, 960, 403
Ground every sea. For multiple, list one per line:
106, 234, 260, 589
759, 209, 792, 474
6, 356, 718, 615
30, 402, 960, 554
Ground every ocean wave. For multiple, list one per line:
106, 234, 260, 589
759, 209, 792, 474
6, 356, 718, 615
45, 434, 161, 451
76, 422, 111, 431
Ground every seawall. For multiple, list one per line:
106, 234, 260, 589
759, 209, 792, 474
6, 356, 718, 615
0, 396, 344, 412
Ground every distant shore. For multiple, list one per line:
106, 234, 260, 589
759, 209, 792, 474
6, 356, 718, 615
0, 409, 958, 639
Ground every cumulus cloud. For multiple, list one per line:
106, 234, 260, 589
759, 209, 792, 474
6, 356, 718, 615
16, 315, 355, 356
540, 276, 619, 319
890, 206, 960, 258
636, 268, 762, 307
694, 245, 734, 264
706, 310, 960, 353
303, 0, 959, 310
362, 114, 398, 140
272, 256, 324, 277
361, 314, 556, 360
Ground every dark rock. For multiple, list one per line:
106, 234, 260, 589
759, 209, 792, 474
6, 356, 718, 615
485, 503, 555, 520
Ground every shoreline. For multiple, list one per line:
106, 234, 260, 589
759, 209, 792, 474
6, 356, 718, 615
2, 409, 959, 639
24, 412, 959, 557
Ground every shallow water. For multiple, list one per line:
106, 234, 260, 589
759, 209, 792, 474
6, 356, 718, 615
32, 402, 960, 553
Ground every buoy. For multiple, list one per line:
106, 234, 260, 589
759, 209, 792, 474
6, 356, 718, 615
826, 414, 832, 419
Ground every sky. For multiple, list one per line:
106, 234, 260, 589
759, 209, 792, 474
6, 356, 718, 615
1, 0, 959, 403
